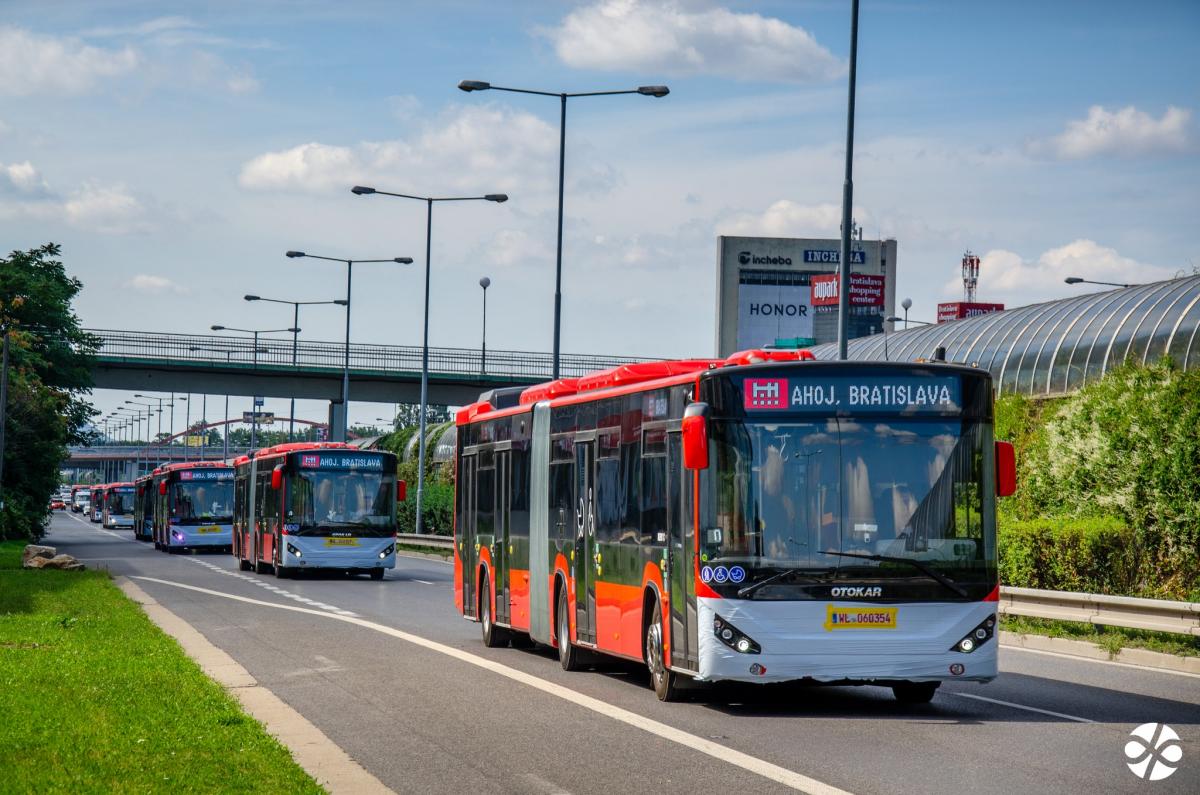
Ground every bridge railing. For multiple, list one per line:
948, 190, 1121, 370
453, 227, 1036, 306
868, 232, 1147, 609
87, 329, 655, 381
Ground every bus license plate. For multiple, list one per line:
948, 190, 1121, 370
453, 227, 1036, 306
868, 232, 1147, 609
197, 526, 222, 534
325, 538, 359, 547
824, 605, 898, 631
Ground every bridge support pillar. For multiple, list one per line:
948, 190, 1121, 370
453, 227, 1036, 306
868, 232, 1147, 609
328, 400, 346, 443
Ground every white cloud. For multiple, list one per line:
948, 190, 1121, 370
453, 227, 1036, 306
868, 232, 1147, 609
126, 274, 187, 294
238, 105, 573, 197
226, 72, 260, 94
0, 161, 52, 196
717, 200, 867, 238
0, 26, 137, 96
63, 183, 146, 234
1035, 105, 1192, 159
947, 240, 1175, 304
541, 0, 843, 83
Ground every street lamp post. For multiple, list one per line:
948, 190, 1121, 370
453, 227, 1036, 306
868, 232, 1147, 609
884, 315, 933, 326
284, 252, 411, 442
211, 325, 300, 451
836, 0, 861, 361
457, 79, 668, 379
351, 186, 508, 533
1064, 277, 1137, 288
189, 345, 267, 459
901, 297, 913, 329
479, 276, 491, 375
244, 294, 347, 441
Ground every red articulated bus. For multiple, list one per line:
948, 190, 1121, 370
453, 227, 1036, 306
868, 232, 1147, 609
454, 350, 1015, 702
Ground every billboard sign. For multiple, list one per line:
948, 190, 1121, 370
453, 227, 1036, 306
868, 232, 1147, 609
937, 302, 1005, 323
736, 282, 813, 350
242, 411, 275, 425
810, 273, 886, 307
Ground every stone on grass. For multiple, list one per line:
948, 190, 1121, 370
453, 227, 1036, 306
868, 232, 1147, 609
22, 545, 56, 568
40, 554, 85, 571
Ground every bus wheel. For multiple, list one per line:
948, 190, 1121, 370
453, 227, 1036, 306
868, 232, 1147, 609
254, 557, 271, 574
892, 682, 939, 704
480, 572, 509, 648
238, 556, 252, 571
556, 586, 582, 672
274, 564, 291, 579
645, 600, 680, 702
369, 569, 384, 581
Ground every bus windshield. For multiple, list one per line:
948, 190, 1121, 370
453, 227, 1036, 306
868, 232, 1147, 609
287, 470, 395, 536
173, 481, 234, 525
704, 417, 995, 600
107, 489, 136, 515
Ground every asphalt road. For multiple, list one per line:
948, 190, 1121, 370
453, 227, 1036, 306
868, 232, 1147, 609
44, 512, 1200, 794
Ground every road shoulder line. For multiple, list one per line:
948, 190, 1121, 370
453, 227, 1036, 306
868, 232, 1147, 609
115, 576, 394, 795
1001, 632, 1200, 677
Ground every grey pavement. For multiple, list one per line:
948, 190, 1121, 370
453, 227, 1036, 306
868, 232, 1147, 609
43, 512, 1200, 794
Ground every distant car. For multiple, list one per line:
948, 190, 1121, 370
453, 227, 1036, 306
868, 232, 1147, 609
49, 498, 67, 511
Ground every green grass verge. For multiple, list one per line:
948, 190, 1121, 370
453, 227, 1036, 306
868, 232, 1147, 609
0, 540, 324, 793
396, 541, 453, 559
1002, 614, 1200, 658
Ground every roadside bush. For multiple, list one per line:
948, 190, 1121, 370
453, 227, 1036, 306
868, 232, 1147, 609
397, 480, 454, 535
999, 515, 1139, 595
994, 359, 1200, 600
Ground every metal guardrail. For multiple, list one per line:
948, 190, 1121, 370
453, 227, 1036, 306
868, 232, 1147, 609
396, 533, 454, 550
1000, 586, 1200, 636
86, 328, 656, 381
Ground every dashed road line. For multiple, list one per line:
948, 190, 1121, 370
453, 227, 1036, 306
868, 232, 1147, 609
947, 692, 1096, 723
185, 558, 359, 617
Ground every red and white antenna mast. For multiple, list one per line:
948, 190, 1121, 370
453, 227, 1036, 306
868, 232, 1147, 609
962, 250, 980, 302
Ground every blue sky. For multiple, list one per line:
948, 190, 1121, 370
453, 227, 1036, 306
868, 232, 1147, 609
2, 0, 1197, 429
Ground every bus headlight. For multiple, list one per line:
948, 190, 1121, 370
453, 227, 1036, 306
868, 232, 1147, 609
286, 543, 302, 558
379, 544, 395, 559
951, 615, 996, 653
713, 614, 760, 654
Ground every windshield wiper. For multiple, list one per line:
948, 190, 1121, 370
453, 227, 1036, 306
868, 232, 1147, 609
737, 568, 829, 599
818, 550, 969, 599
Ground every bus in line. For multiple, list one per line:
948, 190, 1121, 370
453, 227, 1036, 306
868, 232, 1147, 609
70, 485, 90, 514
102, 482, 136, 529
153, 461, 235, 553
233, 442, 402, 579
89, 484, 106, 523
453, 350, 1016, 702
132, 474, 156, 542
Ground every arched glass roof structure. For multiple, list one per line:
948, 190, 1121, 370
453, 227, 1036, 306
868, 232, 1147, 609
810, 275, 1200, 396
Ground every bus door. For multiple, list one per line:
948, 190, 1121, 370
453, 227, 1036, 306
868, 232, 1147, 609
495, 449, 512, 625
667, 431, 698, 669
574, 440, 597, 645
460, 454, 478, 618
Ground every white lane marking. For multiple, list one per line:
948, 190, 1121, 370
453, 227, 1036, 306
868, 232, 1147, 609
413, 579, 435, 585
132, 576, 852, 795
947, 692, 1096, 723
185, 558, 359, 617
1002, 644, 1200, 680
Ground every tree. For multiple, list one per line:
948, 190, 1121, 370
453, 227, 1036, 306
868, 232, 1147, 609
1, 244, 98, 540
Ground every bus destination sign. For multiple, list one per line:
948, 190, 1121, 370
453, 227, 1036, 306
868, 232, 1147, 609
298, 454, 384, 470
179, 469, 233, 481
743, 375, 962, 414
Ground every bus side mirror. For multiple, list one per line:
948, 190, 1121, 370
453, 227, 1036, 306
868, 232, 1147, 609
397, 480, 407, 502
682, 413, 709, 471
995, 441, 1017, 497
271, 466, 284, 491
158, 481, 167, 496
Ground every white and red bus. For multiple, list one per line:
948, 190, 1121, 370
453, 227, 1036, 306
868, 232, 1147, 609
233, 442, 401, 579
454, 350, 1016, 702
152, 461, 235, 552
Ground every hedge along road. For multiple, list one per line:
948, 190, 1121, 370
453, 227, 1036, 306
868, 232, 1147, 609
48, 512, 1200, 795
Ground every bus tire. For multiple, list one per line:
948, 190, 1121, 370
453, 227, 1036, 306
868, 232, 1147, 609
556, 585, 582, 672
645, 598, 680, 702
369, 568, 385, 581
480, 571, 509, 648
238, 557, 252, 571
892, 681, 939, 704
255, 560, 271, 574
274, 564, 291, 579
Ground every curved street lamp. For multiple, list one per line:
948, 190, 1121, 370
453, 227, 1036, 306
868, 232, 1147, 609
457, 79, 668, 378
285, 251, 412, 442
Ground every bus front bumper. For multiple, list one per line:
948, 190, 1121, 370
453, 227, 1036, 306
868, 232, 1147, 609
280, 536, 396, 570
167, 525, 233, 548
695, 598, 998, 685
